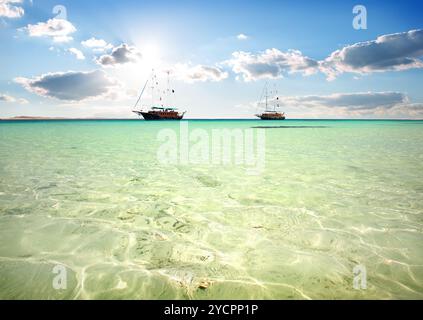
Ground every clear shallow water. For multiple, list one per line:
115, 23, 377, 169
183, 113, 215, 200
0, 119, 422, 299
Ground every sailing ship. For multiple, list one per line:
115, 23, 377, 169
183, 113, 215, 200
255, 82, 286, 120
132, 71, 186, 120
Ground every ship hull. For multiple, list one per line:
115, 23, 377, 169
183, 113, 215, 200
133, 111, 184, 120
258, 116, 286, 120
256, 113, 286, 120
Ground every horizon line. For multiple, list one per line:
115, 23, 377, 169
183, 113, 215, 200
1, 117, 423, 121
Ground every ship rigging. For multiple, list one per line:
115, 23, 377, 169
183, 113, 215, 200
255, 82, 286, 120
132, 71, 186, 120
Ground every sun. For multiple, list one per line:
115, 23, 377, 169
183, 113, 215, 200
140, 44, 161, 68
110, 42, 164, 94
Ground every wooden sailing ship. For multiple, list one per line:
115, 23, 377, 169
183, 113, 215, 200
132, 71, 186, 120
255, 82, 286, 120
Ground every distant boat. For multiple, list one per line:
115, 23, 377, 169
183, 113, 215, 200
255, 82, 286, 120
132, 71, 186, 120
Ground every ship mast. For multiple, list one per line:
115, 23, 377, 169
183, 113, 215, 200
265, 83, 268, 112
150, 73, 153, 107
166, 71, 170, 107
261, 82, 280, 113
273, 84, 277, 112
151, 70, 158, 108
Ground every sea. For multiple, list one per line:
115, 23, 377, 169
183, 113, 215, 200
0, 119, 422, 299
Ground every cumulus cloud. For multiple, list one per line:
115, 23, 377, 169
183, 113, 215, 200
0, 93, 15, 102
24, 18, 76, 43
68, 48, 85, 60
227, 29, 423, 81
95, 43, 141, 67
171, 64, 228, 83
321, 29, 423, 80
0, 0, 24, 18
15, 70, 119, 101
226, 48, 318, 81
277, 92, 407, 110
237, 33, 248, 40
81, 37, 112, 52
261, 91, 423, 117
0, 93, 28, 104
391, 103, 423, 117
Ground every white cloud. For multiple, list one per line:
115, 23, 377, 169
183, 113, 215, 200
0, 0, 24, 18
15, 70, 120, 102
81, 37, 112, 52
263, 91, 423, 117
0, 93, 28, 104
226, 29, 423, 82
24, 18, 76, 43
171, 64, 228, 83
226, 48, 318, 81
277, 92, 407, 110
68, 48, 85, 60
0, 93, 15, 102
321, 29, 423, 80
237, 33, 248, 40
390, 103, 423, 117
95, 43, 142, 67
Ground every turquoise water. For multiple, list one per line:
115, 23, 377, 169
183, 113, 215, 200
0, 119, 422, 299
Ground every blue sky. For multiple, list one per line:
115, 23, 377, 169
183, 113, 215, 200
1, 0, 423, 118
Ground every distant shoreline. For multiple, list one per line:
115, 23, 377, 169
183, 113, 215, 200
0, 116, 422, 121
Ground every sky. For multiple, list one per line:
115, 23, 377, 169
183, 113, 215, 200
1, 0, 423, 119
